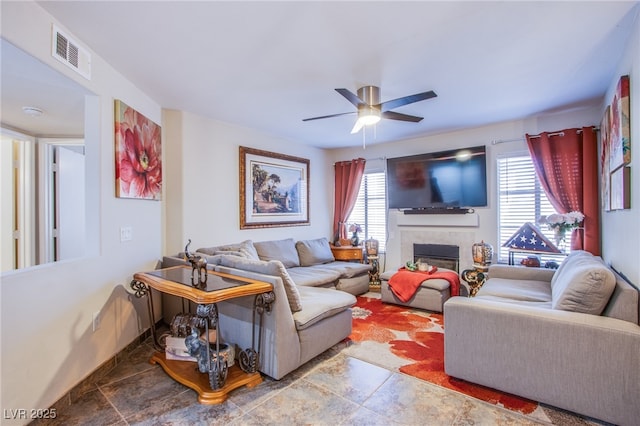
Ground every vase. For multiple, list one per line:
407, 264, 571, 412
553, 227, 565, 247
472, 240, 493, 271
351, 232, 360, 247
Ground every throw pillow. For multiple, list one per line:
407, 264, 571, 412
296, 237, 335, 266
214, 251, 244, 257
550, 250, 591, 289
238, 240, 260, 260
195, 246, 219, 256
196, 240, 259, 260
253, 238, 300, 268
551, 253, 616, 315
216, 256, 302, 312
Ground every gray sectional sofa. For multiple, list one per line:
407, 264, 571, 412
161, 237, 371, 380
444, 250, 640, 426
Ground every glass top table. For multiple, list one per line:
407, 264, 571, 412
147, 267, 247, 292
134, 265, 273, 305
130, 265, 274, 404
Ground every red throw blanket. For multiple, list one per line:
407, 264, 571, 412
388, 266, 461, 302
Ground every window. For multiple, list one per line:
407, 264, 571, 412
347, 172, 386, 252
497, 154, 571, 264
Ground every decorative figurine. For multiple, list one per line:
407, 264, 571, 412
184, 239, 207, 286
185, 327, 211, 374
184, 305, 228, 390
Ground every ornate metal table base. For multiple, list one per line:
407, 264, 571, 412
238, 291, 275, 373
130, 277, 274, 403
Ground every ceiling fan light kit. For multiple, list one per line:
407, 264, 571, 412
351, 104, 381, 134
303, 85, 437, 137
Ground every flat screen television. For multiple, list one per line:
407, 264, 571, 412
386, 145, 487, 210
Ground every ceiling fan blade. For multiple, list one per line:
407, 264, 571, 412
378, 90, 437, 112
382, 111, 424, 122
350, 118, 365, 134
336, 88, 366, 107
302, 111, 356, 121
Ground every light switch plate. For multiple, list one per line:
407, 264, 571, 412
120, 226, 133, 242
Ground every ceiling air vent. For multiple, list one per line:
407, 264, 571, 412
51, 25, 91, 80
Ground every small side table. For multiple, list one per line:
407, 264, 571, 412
461, 268, 488, 297
367, 255, 381, 291
130, 266, 274, 404
330, 245, 364, 263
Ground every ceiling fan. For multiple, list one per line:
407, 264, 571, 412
302, 85, 437, 134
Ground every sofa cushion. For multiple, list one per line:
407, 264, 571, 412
215, 255, 302, 312
471, 294, 553, 309
551, 253, 616, 315
287, 266, 341, 287
319, 261, 372, 278
254, 238, 300, 268
296, 237, 335, 266
293, 286, 356, 330
336, 275, 370, 295
477, 278, 552, 302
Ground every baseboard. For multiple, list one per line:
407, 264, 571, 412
49, 323, 158, 411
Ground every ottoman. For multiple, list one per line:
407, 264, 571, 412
380, 268, 458, 312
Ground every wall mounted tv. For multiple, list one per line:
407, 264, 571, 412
386, 145, 487, 211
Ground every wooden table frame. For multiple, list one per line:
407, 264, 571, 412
330, 245, 364, 262
130, 265, 274, 404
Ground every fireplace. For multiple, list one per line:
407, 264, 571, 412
413, 243, 460, 272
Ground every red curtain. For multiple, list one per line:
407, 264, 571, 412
333, 158, 366, 241
526, 127, 600, 255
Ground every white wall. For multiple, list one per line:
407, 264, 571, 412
328, 105, 605, 271
1, 2, 162, 422
1, 133, 17, 271
162, 110, 334, 255
600, 6, 640, 285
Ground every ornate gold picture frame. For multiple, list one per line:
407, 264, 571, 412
239, 146, 310, 229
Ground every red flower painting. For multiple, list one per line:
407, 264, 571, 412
115, 100, 162, 200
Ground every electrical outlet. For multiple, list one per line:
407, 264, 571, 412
120, 226, 133, 242
92, 310, 101, 332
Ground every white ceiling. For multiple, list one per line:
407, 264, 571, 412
5, 1, 639, 148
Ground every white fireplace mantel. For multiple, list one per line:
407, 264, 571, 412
395, 212, 479, 227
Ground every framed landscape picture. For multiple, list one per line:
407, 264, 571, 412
239, 146, 309, 229
114, 99, 162, 200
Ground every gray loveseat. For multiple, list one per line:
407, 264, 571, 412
444, 250, 640, 426
161, 237, 370, 379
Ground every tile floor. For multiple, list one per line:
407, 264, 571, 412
32, 335, 610, 426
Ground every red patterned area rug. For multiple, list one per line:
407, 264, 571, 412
344, 295, 540, 416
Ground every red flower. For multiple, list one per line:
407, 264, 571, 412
116, 105, 161, 199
